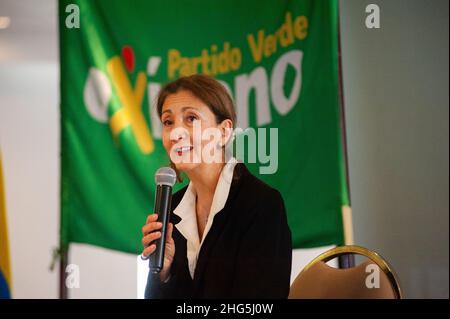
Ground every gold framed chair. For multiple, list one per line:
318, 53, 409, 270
289, 245, 403, 299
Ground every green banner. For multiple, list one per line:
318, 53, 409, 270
59, 0, 349, 254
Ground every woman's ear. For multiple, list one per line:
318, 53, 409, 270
219, 119, 233, 147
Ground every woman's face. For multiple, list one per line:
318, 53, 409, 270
161, 90, 232, 173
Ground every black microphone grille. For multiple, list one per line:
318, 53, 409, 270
155, 167, 177, 187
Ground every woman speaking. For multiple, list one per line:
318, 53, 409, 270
141, 74, 292, 298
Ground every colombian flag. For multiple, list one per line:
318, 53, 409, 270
0, 153, 11, 298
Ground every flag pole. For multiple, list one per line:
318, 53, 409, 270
59, 247, 68, 299
337, 0, 355, 268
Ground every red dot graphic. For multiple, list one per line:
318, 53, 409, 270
122, 46, 135, 73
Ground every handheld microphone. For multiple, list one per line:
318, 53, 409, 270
149, 167, 177, 273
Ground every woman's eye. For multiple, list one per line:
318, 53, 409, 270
162, 119, 173, 126
186, 115, 198, 123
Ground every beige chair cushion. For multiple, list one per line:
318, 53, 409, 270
289, 259, 396, 299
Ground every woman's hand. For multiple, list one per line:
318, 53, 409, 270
142, 214, 175, 283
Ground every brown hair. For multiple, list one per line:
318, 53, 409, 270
156, 74, 237, 182
156, 74, 236, 126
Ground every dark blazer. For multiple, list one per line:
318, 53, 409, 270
144, 163, 292, 299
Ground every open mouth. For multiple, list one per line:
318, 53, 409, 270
175, 145, 193, 156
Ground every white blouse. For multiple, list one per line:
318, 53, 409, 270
173, 157, 238, 279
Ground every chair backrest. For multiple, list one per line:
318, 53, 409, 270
289, 245, 402, 299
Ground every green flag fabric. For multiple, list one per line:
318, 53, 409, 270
59, 0, 349, 254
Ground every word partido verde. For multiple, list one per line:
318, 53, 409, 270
166, 12, 309, 79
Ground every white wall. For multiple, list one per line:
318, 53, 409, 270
340, 0, 449, 298
1, 62, 60, 298
0, 0, 448, 298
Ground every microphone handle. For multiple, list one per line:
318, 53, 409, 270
149, 184, 172, 273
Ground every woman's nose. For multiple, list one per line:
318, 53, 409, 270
170, 126, 189, 142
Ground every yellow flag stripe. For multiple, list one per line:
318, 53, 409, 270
0, 152, 12, 291
107, 56, 155, 154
